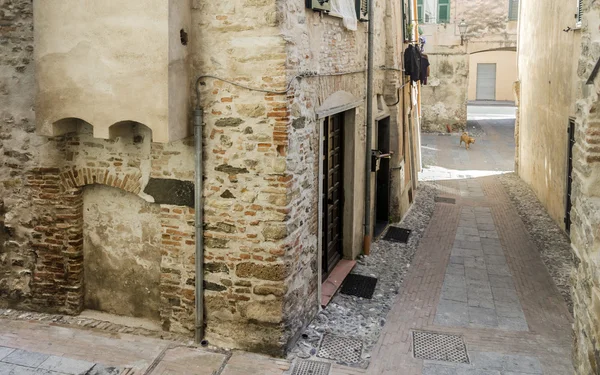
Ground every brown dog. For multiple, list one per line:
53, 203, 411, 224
460, 132, 475, 150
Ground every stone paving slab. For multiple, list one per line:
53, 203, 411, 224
0, 319, 291, 375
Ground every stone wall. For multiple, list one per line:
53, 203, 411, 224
0, 0, 415, 357
419, 0, 517, 132
571, 0, 600, 373
516, 0, 581, 229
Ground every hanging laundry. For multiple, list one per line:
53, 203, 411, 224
420, 54, 430, 85
404, 44, 421, 83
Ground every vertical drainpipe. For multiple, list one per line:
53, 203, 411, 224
194, 78, 205, 344
364, 0, 375, 256
413, 0, 423, 174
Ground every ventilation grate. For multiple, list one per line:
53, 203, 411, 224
435, 197, 456, 204
340, 274, 378, 299
412, 331, 469, 364
317, 334, 363, 364
291, 359, 331, 375
384, 227, 412, 243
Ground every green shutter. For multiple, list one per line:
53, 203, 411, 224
438, 0, 450, 23
578, 0, 583, 25
508, 0, 519, 21
418, 0, 423, 23
438, 0, 450, 24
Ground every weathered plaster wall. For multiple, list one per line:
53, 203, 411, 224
517, 0, 581, 229
420, 0, 517, 132
83, 184, 162, 321
468, 50, 517, 101
33, 0, 191, 143
569, 0, 600, 373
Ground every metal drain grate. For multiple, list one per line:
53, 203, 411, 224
291, 359, 331, 375
412, 331, 469, 364
317, 334, 363, 364
435, 197, 456, 204
340, 274, 378, 299
384, 227, 412, 243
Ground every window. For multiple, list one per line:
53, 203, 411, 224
417, 0, 423, 23
438, 0, 450, 24
576, 0, 583, 28
508, 0, 519, 21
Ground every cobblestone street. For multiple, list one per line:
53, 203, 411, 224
0, 107, 573, 374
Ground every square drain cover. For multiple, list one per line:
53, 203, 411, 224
435, 197, 456, 204
317, 334, 363, 364
291, 359, 331, 375
384, 227, 412, 243
340, 274, 378, 299
412, 331, 469, 364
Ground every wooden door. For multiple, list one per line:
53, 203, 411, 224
322, 113, 344, 278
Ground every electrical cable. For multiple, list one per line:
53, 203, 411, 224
195, 69, 366, 107
385, 80, 411, 106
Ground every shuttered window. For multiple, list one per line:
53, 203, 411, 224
508, 0, 519, 21
417, 0, 423, 23
438, 0, 450, 24
577, 0, 583, 27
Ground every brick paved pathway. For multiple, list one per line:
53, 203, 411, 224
363, 116, 573, 375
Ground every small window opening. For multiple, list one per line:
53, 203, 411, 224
180, 29, 188, 46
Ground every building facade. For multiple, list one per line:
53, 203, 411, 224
418, 0, 518, 132
0, 0, 420, 356
517, 0, 600, 373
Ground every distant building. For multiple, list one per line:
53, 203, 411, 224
419, 0, 518, 132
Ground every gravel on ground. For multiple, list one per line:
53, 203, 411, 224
498, 172, 573, 314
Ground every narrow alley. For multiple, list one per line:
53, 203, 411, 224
0, 107, 574, 374
2, 0, 595, 374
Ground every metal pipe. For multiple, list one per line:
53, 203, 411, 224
363, 0, 375, 256
194, 78, 205, 344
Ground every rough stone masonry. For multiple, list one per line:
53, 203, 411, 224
0, 0, 415, 357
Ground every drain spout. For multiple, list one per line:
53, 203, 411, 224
193, 79, 205, 343
363, 0, 375, 256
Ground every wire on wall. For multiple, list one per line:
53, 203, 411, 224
195, 69, 366, 105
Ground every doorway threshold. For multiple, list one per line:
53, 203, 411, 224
374, 220, 389, 240
321, 259, 356, 308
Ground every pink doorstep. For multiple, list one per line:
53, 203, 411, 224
321, 259, 357, 307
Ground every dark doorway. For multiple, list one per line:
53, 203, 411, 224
374, 117, 391, 239
565, 118, 575, 233
322, 113, 344, 278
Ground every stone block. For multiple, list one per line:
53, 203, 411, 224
144, 178, 194, 207
236, 262, 290, 281
240, 300, 283, 323
262, 224, 287, 241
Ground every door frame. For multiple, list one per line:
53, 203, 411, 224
317, 108, 361, 288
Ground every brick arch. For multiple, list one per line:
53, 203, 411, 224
28, 166, 145, 315
59, 167, 143, 195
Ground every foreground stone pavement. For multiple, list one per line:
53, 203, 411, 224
0, 318, 291, 374
0, 111, 573, 374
